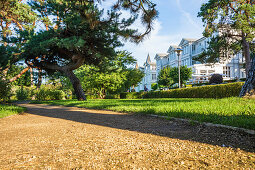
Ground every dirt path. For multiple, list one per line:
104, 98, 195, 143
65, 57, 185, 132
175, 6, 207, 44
0, 103, 254, 169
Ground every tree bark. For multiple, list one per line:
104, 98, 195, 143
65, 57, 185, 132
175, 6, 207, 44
9, 67, 30, 83
63, 70, 86, 101
239, 55, 255, 97
37, 69, 42, 89
242, 33, 251, 74
30, 67, 33, 87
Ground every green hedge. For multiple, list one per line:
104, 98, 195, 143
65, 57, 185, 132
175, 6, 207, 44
120, 82, 244, 99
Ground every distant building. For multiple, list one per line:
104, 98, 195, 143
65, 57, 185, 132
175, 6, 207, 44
135, 54, 157, 92
155, 36, 246, 84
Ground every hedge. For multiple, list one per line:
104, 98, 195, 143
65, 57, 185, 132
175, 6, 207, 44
120, 82, 244, 99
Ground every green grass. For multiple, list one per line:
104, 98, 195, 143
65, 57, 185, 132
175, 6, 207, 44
31, 97, 255, 130
0, 104, 26, 118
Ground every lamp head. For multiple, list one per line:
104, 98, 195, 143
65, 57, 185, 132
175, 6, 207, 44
174, 48, 183, 55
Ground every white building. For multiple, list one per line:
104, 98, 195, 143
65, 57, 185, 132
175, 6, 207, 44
135, 54, 157, 92
155, 36, 246, 84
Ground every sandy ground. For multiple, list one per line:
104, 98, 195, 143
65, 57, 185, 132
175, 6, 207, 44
0, 103, 254, 169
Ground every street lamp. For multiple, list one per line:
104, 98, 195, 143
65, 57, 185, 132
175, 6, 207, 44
174, 48, 183, 88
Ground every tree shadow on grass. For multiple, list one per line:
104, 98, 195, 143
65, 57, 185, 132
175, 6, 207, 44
21, 103, 255, 153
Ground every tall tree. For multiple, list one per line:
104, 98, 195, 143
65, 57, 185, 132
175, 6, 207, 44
0, 0, 36, 80
23, 0, 157, 100
198, 0, 255, 96
157, 66, 174, 88
169, 66, 192, 87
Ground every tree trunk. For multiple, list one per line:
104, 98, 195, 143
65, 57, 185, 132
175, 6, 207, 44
242, 34, 251, 74
37, 69, 42, 89
239, 54, 255, 97
64, 70, 86, 100
9, 67, 30, 83
30, 67, 33, 87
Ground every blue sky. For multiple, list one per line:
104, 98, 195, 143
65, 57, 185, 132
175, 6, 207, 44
121, 0, 206, 66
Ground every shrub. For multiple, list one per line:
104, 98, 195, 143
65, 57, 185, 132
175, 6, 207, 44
209, 74, 223, 84
49, 90, 65, 100
86, 94, 99, 99
35, 87, 65, 100
0, 79, 11, 102
120, 92, 144, 99
120, 82, 244, 99
104, 94, 120, 99
151, 83, 158, 91
16, 86, 32, 100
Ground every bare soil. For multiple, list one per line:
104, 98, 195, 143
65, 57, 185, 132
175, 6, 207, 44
0, 103, 254, 169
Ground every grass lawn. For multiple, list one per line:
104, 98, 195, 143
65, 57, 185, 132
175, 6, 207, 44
0, 104, 26, 118
31, 97, 255, 130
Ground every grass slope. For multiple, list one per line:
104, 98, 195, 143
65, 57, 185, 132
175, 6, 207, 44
32, 97, 255, 130
0, 104, 26, 118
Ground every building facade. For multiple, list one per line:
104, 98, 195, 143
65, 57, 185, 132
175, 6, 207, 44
155, 37, 246, 84
135, 54, 157, 92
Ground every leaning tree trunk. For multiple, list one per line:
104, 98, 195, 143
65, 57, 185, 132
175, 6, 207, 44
239, 53, 255, 97
64, 70, 86, 101
37, 68, 42, 89
30, 67, 33, 87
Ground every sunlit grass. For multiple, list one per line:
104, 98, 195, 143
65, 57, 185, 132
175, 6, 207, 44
31, 97, 255, 130
0, 104, 26, 118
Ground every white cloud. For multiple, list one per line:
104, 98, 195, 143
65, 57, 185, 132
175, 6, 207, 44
120, 20, 183, 66
176, 0, 201, 30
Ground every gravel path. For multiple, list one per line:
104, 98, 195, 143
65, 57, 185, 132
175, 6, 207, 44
0, 103, 254, 169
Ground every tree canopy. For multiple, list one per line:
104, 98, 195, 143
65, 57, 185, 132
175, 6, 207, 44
157, 66, 192, 88
0, 0, 158, 100
197, 0, 255, 71
198, 0, 255, 97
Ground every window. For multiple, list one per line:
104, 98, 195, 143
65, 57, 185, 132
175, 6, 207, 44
151, 66, 156, 70
208, 70, 215, 74
223, 66, 231, 77
200, 70, 206, 74
152, 74, 156, 80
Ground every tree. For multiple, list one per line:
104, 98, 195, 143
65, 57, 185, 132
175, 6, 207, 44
22, 0, 157, 100
66, 51, 144, 98
197, 0, 255, 96
157, 66, 192, 88
157, 66, 174, 87
169, 66, 192, 87
0, 0, 36, 80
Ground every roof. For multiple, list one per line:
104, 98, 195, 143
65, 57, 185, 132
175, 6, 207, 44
179, 38, 197, 46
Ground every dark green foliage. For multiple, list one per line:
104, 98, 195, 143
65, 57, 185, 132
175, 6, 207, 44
151, 83, 158, 91
0, 80, 11, 102
104, 94, 120, 99
35, 87, 65, 101
16, 86, 32, 100
120, 92, 144, 99
120, 82, 244, 99
8, 65, 31, 86
209, 74, 223, 84
157, 66, 173, 87
158, 66, 192, 87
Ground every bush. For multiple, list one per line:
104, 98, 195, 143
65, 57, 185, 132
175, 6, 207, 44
86, 94, 99, 99
104, 94, 120, 99
16, 86, 32, 100
35, 87, 65, 100
120, 82, 244, 99
209, 74, 223, 84
120, 92, 144, 99
50, 90, 65, 100
151, 83, 158, 91
0, 79, 11, 102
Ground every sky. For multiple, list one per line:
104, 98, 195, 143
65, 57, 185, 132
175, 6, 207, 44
119, 0, 206, 66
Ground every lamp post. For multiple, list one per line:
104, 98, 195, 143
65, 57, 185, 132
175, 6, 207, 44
174, 48, 183, 88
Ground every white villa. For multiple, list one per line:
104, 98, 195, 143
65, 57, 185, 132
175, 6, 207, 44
155, 36, 246, 84
134, 54, 157, 92
134, 35, 246, 91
